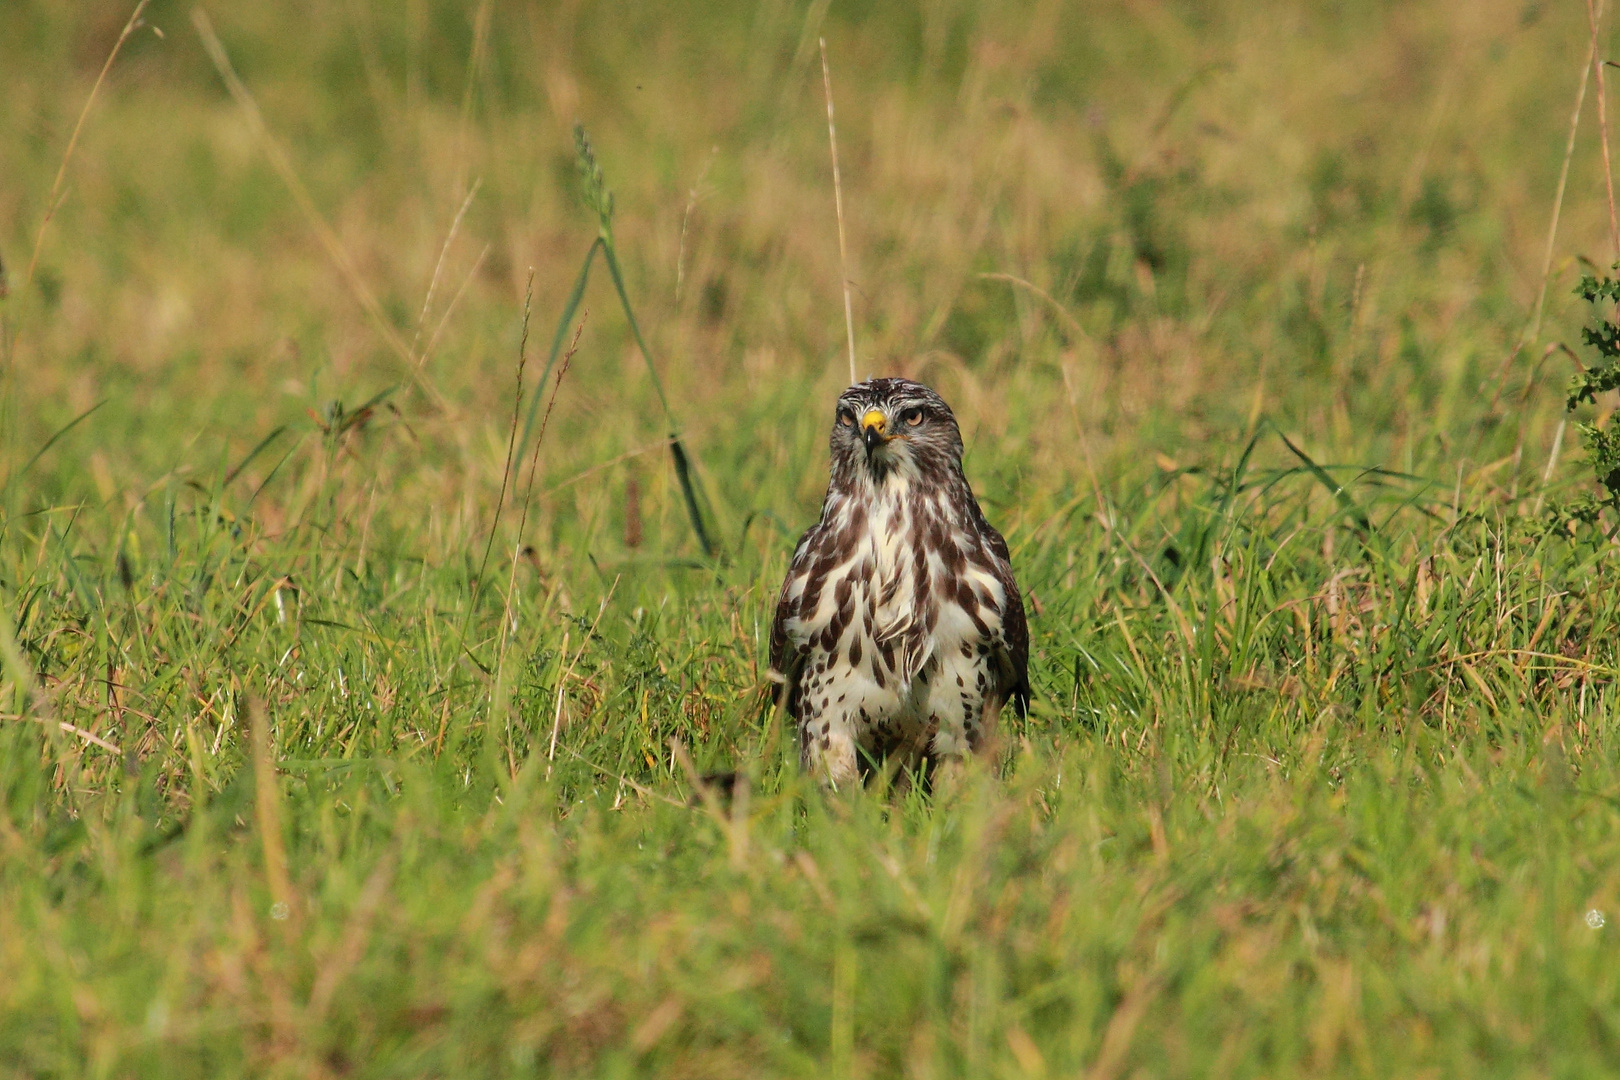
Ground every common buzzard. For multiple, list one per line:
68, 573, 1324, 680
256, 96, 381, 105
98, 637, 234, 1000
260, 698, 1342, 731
768, 377, 1028, 786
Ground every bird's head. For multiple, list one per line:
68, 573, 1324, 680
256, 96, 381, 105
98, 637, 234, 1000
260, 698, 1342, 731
830, 377, 964, 485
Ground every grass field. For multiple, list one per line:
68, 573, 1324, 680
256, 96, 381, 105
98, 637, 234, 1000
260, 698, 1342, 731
5, 0, 1620, 1075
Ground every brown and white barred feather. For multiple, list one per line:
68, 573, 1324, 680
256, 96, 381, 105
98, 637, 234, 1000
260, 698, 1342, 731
768, 378, 1029, 786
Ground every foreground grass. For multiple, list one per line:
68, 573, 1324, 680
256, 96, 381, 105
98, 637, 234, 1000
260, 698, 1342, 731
5, 0, 1620, 1075
9, 718, 1620, 1077
3, 467, 1617, 1077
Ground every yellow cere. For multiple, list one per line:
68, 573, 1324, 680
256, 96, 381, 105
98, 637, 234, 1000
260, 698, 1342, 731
861, 409, 886, 432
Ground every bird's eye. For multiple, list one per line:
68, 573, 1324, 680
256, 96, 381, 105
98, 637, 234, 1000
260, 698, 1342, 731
901, 407, 924, 427
837, 409, 855, 427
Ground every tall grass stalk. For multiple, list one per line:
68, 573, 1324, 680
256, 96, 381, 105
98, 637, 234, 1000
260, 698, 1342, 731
23, 0, 150, 291
820, 36, 858, 386
193, 10, 446, 409
516, 126, 718, 559
1589, 0, 1620, 260
1488, 5, 1601, 410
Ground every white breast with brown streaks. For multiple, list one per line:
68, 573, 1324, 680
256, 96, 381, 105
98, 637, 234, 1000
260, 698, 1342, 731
780, 471, 1008, 782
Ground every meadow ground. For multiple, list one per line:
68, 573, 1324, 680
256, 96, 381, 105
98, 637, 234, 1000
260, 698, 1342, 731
4, 1, 1620, 1075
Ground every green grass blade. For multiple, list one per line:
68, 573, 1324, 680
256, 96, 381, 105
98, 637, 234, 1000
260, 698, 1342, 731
1277, 430, 1372, 539
1, 399, 105, 499
516, 237, 600, 461
223, 424, 288, 488
599, 241, 718, 559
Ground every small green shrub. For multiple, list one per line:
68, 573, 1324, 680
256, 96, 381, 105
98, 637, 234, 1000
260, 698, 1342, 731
1562, 273, 1620, 531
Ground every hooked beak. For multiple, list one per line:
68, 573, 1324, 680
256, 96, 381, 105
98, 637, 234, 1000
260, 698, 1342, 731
861, 409, 890, 453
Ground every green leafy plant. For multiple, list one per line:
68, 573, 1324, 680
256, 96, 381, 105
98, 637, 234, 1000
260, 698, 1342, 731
1563, 273, 1620, 532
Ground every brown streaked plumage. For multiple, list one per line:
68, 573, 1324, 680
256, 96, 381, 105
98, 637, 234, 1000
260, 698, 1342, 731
769, 377, 1029, 786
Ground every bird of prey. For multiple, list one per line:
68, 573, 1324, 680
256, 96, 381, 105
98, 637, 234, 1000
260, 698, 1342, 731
768, 377, 1029, 787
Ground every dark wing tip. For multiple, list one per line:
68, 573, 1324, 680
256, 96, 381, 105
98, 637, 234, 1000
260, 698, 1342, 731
1010, 673, 1031, 718
979, 520, 1030, 717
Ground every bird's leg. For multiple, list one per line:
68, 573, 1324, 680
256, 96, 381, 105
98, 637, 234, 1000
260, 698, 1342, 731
882, 740, 930, 796
973, 695, 1004, 758
929, 754, 967, 795
801, 719, 861, 789
929, 713, 969, 760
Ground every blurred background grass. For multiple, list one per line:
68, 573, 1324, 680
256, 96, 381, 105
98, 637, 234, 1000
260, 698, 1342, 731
4, 1, 1620, 1076
6, 0, 1611, 523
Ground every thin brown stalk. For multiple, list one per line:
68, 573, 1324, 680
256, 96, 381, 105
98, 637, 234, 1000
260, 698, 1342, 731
546, 576, 618, 779
413, 179, 482, 359
1534, 416, 1569, 517
546, 629, 570, 774
820, 37, 858, 386
25, 0, 151, 290
980, 272, 1091, 344
467, 270, 536, 638
1592, 0, 1620, 261
431, 269, 531, 759
560, 741, 686, 807
504, 316, 587, 609
1528, 13, 1598, 345
416, 242, 492, 385
493, 311, 586, 763
192, 10, 445, 408
539, 438, 667, 499
1488, 14, 1599, 409
453, 0, 495, 199
675, 147, 719, 305
250, 697, 294, 921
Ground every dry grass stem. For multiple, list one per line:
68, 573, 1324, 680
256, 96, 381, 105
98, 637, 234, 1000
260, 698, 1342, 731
1528, 10, 1598, 347
820, 37, 858, 386
545, 576, 618, 779
24, 0, 151, 291
452, 0, 495, 198
496, 312, 586, 715
192, 9, 446, 408
1487, 7, 1599, 409
412, 178, 482, 359
418, 242, 492, 382
250, 696, 293, 918
1592, 0, 1620, 261
980, 272, 1092, 344
467, 268, 538, 661
675, 146, 719, 305
1535, 415, 1568, 518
